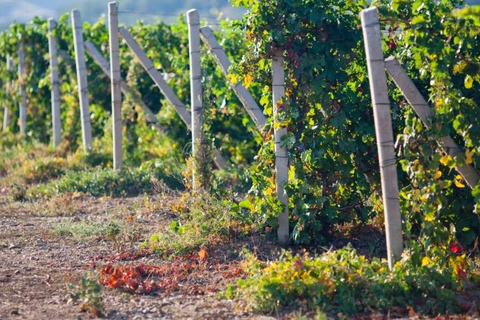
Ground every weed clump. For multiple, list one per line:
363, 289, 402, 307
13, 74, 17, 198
143, 192, 254, 255
29, 160, 184, 198
67, 274, 104, 317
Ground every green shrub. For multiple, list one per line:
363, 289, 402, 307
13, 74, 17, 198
52, 222, 106, 240
67, 273, 104, 317
29, 160, 184, 198
230, 246, 465, 316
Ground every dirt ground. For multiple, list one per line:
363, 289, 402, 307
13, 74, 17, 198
3, 191, 479, 320
0, 193, 276, 320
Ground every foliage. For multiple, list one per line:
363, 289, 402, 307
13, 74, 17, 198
67, 274, 104, 317
29, 160, 184, 198
233, 0, 480, 253
143, 192, 254, 255
51, 220, 124, 241
0, 134, 108, 186
233, 0, 381, 245
375, 0, 480, 256
0, 13, 260, 172
230, 246, 468, 316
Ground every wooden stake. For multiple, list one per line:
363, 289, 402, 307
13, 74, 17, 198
199, 27, 266, 131
48, 19, 62, 147
361, 7, 403, 269
18, 42, 27, 134
2, 84, 8, 132
108, 2, 122, 169
272, 52, 289, 244
118, 27, 191, 127
84, 40, 166, 133
385, 56, 480, 189
118, 26, 228, 170
187, 9, 204, 190
3, 56, 13, 132
72, 9, 93, 151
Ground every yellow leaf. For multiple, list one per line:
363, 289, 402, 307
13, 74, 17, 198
440, 155, 453, 166
422, 256, 431, 267
465, 75, 474, 89
198, 248, 208, 261
425, 212, 435, 222
420, 194, 429, 202
435, 99, 443, 108
243, 74, 254, 89
454, 179, 466, 188
228, 73, 238, 85
433, 170, 442, 180
465, 150, 474, 165
266, 187, 273, 196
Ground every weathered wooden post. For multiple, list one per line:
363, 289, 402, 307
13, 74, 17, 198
3, 56, 14, 132
108, 2, 122, 169
72, 9, 93, 151
48, 18, 62, 147
272, 52, 289, 244
199, 27, 266, 131
84, 40, 166, 133
2, 82, 8, 133
385, 56, 480, 189
18, 43, 27, 134
118, 27, 228, 170
2, 84, 7, 132
361, 7, 403, 269
118, 27, 191, 126
187, 9, 204, 190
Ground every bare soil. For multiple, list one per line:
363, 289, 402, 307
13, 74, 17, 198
0, 193, 273, 320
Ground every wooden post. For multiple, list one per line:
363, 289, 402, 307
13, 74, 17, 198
272, 52, 289, 244
385, 56, 480, 189
84, 40, 166, 133
85, 40, 227, 171
48, 19, 62, 147
118, 27, 191, 127
72, 9, 93, 151
361, 7, 403, 269
199, 27, 266, 131
2, 84, 8, 132
118, 26, 228, 170
3, 56, 14, 132
18, 42, 27, 134
187, 9, 203, 190
108, 2, 122, 169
